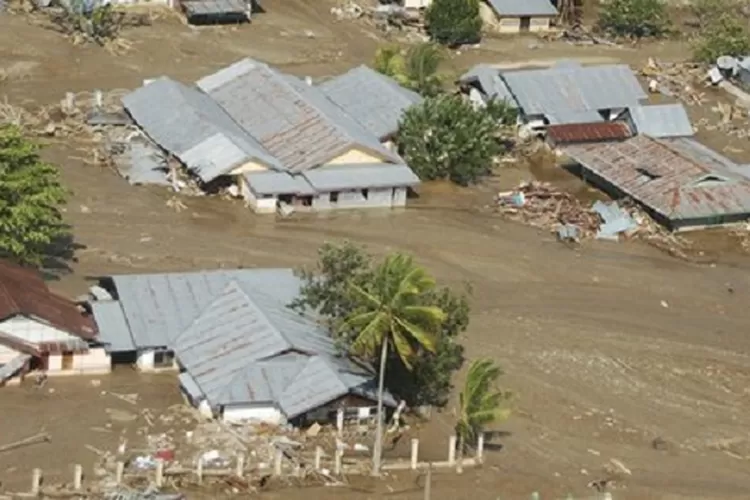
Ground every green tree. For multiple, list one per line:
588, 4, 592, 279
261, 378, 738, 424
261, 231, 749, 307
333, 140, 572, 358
425, 0, 482, 46
290, 240, 469, 409
485, 98, 519, 127
398, 95, 501, 185
0, 125, 68, 266
689, 0, 740, 29
693, 14, 750, 62
598, 0, 670, 38
455, 359, 512, 453
374, 43, 444, 97
342, 253, 446, 476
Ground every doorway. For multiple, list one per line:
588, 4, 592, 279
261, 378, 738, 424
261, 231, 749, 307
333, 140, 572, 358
61, 352, 74, 371
520, 16, 531, 32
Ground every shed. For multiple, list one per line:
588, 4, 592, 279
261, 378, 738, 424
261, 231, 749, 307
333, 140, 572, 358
181, 0, 251, 25
482, 0, 558, 33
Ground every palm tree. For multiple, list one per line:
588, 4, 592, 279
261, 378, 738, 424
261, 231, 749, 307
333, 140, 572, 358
342, 253, 446, 476
455, 359, 511, 457
373, 43, 444, 96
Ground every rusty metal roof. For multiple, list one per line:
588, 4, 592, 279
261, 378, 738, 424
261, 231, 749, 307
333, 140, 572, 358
547, 122, 633, 145
0, 260, 97, 339
562, 135, 750, 222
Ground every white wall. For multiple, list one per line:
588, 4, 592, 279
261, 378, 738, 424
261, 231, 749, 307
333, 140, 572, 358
47, 348, 111, 376
241, 179, 278, 214
222, 404, 286, 425
136, 349, 178, 372
0, 316, 80, 344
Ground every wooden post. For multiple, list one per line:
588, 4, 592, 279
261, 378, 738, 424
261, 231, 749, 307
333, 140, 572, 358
336, 408, 344, 437
423, 464, 432, 500
410, 438, 419, 469
334, 449, 342, 475
196, 457, 204, 484
115, 462, 124, 485
273, 448, 283, 476
476, 433, 485, 463
314, 446, 323, 470
73, 464, 83, 490
448, 435, 457, 466
155, 460, 164, 488
31, 468, 41, 495
236, 454, 245, 477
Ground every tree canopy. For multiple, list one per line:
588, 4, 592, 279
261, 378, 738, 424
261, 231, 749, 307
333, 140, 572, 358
425, 0, 482, 46
290, 241, 468, 409
0, 125, 68, 266
398, 95, 502, 185
598, 0, 670, 38
693, 13, 750, 62
374, 43, 444, 97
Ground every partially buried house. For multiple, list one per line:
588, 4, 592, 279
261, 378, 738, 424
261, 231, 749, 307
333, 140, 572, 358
121, 59, 422, 214
0, 260, 110, 386
90, 268, 396, 425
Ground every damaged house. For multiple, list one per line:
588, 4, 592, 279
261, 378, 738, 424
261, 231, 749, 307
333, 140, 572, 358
121, 59, 421, 214
0, 260, 110, 386
91, 268, 396, 425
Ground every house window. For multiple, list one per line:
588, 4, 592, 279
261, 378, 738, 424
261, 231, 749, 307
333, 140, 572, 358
330, 192, 340, 203
153, 350, 175, 368
361, 189, 369, 200
61, 352, 74, 371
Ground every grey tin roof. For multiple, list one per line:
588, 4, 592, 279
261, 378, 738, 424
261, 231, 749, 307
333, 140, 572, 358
182, 0, 246, 15
91, 301, 136, 352
196, 58, 400, 172
0, 354, 32, 382
172, 280, 395, 418
458, 64, 517, 106
628, 104, 694, 138
114, 141, 170, 186
244, 171, 315, 196
303, 164, 421, 192
502, 64, 646, 117
121, 77, 281, 183
486, 0, 557, 16
546, 110, 604, 125
318, 65, 424, 140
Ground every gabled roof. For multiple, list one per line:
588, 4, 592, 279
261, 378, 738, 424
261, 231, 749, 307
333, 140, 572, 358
0, 260, 96, 339
458, 64, 517, 106
486, 0, 557, 17
627, 104, 694, 138
318, 65, 424, 140
502, 64, 647, 118
196, 58, 401, 172
121, 77, 281, 183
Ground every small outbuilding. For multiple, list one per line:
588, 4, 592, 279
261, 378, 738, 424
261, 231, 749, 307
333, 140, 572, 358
482, 0, 558, 33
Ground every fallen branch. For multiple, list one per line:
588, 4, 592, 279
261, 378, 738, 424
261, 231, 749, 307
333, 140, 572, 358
0, 432, 50, 454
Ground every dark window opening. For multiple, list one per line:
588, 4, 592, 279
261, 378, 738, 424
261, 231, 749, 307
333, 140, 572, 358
278, 194, 294, 204
330, 192, 340, 203
154, 350, 175, 368
361, 189, 369, 200
636, 167, 661, 180
298, 196, 313, 207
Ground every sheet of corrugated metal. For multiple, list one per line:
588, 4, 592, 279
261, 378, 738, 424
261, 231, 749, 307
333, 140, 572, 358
91, 301, 136, 353
547, 122, 632, 144
486, 0, 557, 16
303, 164, 420, 192
629, 104, 694, 138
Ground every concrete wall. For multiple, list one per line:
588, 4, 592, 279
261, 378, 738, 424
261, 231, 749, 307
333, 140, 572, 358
484, 13, 553, 33
403, 0, 431, 8
240, 177, 278, 214
229, 161, 268, 175
529, 17, 552, 32
136, 349, 178, 372
47, 348, 111, 376
312, 187, 401, 210
222, 404, 287, 424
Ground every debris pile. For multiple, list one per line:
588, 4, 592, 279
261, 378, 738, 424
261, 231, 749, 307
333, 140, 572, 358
640, 58, 707, 106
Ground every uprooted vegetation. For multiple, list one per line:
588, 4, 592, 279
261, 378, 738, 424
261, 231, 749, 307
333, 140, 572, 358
47, 0, 152, 48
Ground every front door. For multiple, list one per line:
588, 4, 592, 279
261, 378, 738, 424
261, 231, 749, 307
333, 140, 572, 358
520, 16, 531, 32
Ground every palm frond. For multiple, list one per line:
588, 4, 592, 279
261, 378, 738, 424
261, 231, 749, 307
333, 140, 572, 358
348, 311, 389, 357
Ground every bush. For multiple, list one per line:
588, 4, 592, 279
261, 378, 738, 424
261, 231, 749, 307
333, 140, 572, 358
598, 0, 670, 38
693, 14, 750, 62
689, 0, 740, 29
374, 43, 444, 97
425, 0, 482, 46
398, 95, 501, 185
485, 98, 519, 126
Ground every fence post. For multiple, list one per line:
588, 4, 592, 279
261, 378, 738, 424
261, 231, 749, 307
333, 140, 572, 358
476, 433, 485, 463
314, 446, 323, 470
411, 438, 419, 469
73, 464, 83, 490
336, 408, 344, 437
236, 454, 245, 478
196, 457, 203, 484
115, 462, 124, 485
31, 468, 42, 495
448, 436, 457, 466
423, 463, 432, 500
155, 460, 164, 488
273, 448, 283, 476
334, 449, 342, 475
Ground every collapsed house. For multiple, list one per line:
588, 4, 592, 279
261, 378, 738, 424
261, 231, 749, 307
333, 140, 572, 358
120, 59, 422, 214
0, 260, 110, 386
90, 268, 396, 425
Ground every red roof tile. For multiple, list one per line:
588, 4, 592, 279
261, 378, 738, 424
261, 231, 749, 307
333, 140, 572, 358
547, 122, 633, 145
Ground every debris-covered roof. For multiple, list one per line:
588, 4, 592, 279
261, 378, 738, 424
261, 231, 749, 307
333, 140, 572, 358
302, 164, 420, 192
196, 58, 401, 172
318, 65, 423, 140
486, 0, 557, 17
546, 122, 633, 145
458, 64, 517, 106
121, 77, 281, 183
628, 104, 694, 138
502, 64, 646, 118
563, 135, 750, 223
0, 260, 96, 339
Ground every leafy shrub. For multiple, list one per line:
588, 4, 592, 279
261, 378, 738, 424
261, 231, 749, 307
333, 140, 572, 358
598, 0, 670, 38
425, 0, 482, 46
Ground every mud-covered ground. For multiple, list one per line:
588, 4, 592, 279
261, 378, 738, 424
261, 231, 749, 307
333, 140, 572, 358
2, 4, 750, 498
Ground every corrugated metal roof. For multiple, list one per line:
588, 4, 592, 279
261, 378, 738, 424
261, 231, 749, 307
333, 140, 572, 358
486, 0, 557, 16
629, 104, 694, 138
546, 109, 604, 125
0, 354, 31, 382
458, 64, 517, 106
115, 141, 170, 186
318, 65, 423, 140
182, 0, 246, 15
122, 77, 281, 183
91, 301, 136, 353
502, 64, 646, 117
244, 171, 315, 196
178, 371, 204, 400
563, 135, 750, 222
196, 58, 401, 172
303, 164, 420, 192
546, 122, 632, 144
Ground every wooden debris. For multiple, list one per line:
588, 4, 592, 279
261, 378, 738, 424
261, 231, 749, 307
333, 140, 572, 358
0, 433, 50, 454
